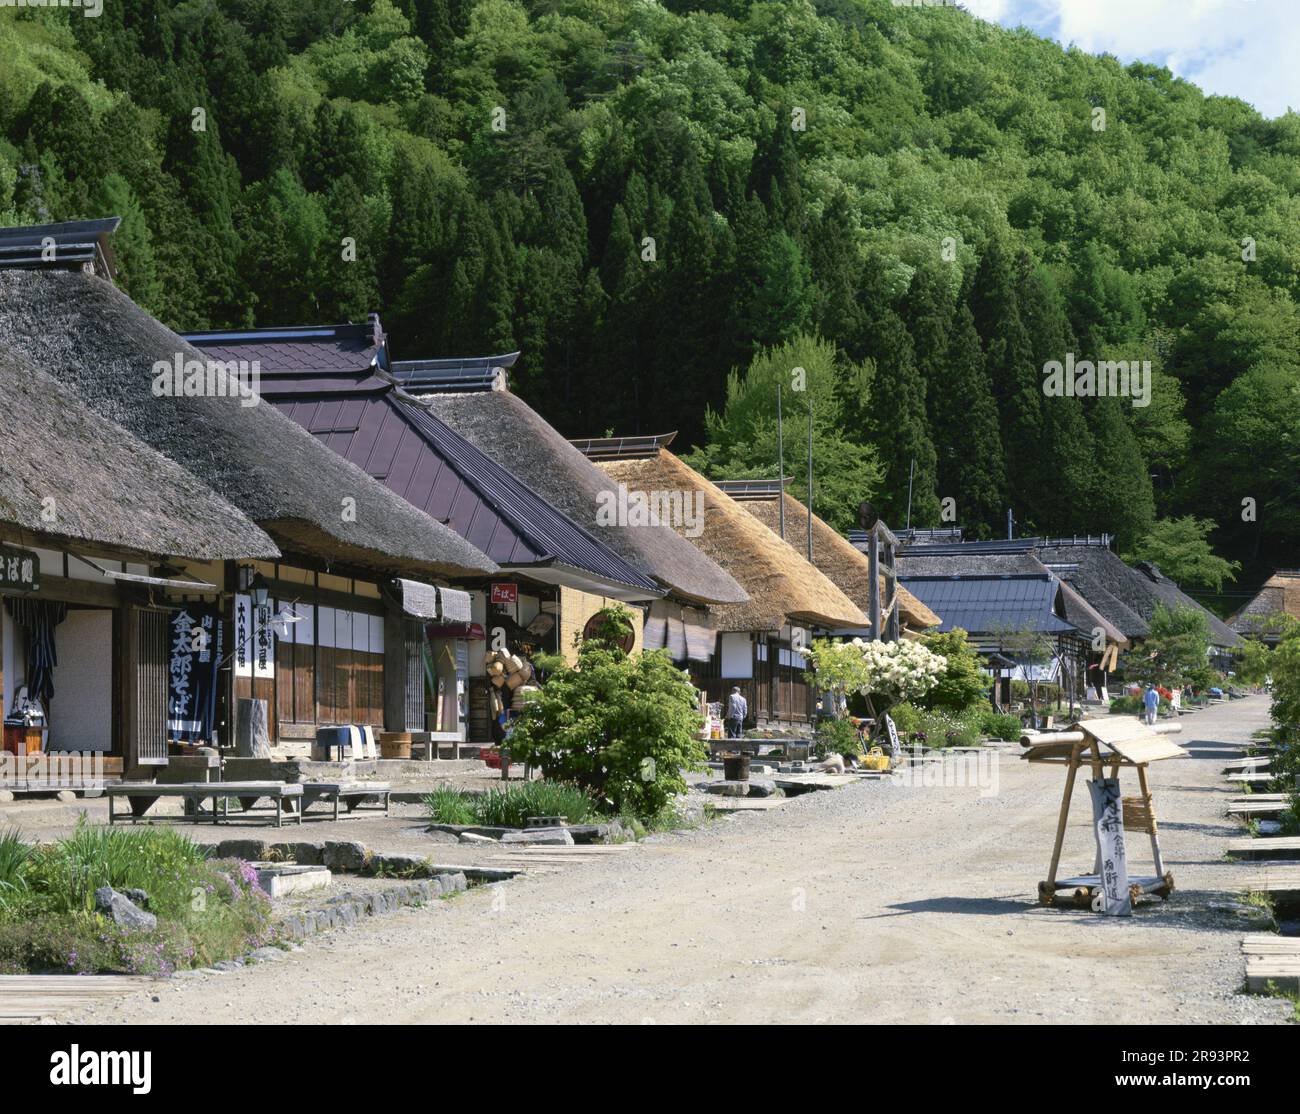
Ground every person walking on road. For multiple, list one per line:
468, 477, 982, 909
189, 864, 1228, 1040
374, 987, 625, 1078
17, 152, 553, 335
725, 686, 748, 740
1143, 683, 1159, 725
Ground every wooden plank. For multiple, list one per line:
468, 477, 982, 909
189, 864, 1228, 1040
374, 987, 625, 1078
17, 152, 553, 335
706, 797, 788, 811
1239, 873, 1300, 897
1242, 935, 1300, 955
1224, 757, 1272, 772
0, 975, 158, 1022
1227, 837, 1300, 860
1227, 800, 1289, 817
1225, 772, 1277, 783
1105, 736, 1188, 765
772, 773, 857, 788
1245, 959, 1300, 993
502, 844, 637, 855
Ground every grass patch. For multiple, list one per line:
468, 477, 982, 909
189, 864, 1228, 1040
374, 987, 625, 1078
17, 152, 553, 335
0, 821, 276, 975
424, 781, 598, 829
422, 785, 476, 826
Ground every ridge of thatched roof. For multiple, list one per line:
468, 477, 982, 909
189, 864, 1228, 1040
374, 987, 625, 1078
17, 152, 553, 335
0, 269, 497, 580
1228, 570, 1300, 638
726, 490, 940, 631
414, 388, 747, 606
586, 448, 867, 632
0, 346, 278, 562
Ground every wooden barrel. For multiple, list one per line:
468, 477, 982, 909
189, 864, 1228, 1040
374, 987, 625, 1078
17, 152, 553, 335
722, 752, 750, 781
378, 732, 413, 760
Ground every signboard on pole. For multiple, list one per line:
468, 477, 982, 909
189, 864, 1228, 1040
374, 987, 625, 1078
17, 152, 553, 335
883, 713, 901, 763
1088, 778, 1131, 916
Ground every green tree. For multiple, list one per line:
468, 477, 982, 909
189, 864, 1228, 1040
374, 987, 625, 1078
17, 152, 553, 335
1126, 517, 1241, 592
916, 628, 988, 713
681, 335, 882, 532
1122, 603, 1212, 688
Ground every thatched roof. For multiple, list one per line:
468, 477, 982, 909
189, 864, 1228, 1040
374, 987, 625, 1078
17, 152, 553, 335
0, 269, 497, 579
414, 389, 746, 605
726, 490, 940, 631
1036, 542, 1240, 648
1228, 571, 1300, 641
0, 346, 277, 561
584, 448, 867, 632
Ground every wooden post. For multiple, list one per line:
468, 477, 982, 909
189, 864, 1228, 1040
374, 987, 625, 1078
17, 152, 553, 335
1137, 763, 1165, 877
119, 600, 139, 779
382, 602, 406, 732
867, 532, 880, 639
1044, 742, 1083, 901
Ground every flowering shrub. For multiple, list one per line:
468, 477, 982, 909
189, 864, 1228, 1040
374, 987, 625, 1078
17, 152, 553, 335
804, 637, 947, 706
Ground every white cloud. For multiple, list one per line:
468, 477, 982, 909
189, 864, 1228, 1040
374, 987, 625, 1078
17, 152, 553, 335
973, 0, 1299, 118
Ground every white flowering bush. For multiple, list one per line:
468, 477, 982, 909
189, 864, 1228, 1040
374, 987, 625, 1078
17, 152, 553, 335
804, 637, 947, 706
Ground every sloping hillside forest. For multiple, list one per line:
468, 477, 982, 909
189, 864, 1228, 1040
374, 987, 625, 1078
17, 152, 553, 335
1, 0, 1297, 590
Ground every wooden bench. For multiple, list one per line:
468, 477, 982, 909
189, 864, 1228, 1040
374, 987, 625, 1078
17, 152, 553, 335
107, 781, 303, 827
297, 782, 391, 822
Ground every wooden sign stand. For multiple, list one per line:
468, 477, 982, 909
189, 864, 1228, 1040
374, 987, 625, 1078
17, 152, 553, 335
1021, 718, 1185, 911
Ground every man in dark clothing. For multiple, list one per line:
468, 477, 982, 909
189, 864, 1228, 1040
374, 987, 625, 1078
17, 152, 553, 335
725, 686, 748, 739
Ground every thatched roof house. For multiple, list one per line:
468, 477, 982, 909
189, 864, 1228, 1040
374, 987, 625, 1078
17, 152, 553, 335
400, 365, 747, 607
0, 346, 277, 562
1228, 571, 1300, 645
0, 268, 496, 580
179, 329, 662, 603
1035, 540, 1239, 649
572, 437, 867, 632
714, 482, 940, 634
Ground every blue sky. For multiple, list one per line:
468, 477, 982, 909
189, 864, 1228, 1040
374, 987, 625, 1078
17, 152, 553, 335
963, 0, 1296, 119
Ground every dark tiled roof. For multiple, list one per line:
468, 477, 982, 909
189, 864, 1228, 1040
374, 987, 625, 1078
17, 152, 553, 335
256, 368, 658, 593
899, 575, 1078, 636
182, 322, 383, 373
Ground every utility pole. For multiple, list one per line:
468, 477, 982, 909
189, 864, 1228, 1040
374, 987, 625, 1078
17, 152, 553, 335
905, 457, 916, 531
806, 400, 813, 561
776, 384, 785, 540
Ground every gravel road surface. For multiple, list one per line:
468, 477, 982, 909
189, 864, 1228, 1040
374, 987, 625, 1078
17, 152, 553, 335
51, 697, 1294, 1024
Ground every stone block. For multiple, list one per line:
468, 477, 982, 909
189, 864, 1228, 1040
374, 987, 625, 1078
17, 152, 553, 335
322, 840, 369, 871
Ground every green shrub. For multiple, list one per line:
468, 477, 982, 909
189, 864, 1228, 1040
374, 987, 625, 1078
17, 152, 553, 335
887, 702, 923, 734
813, 717, 861, 758
507, 605, 707, 818
22, 820, 209, 918
1110, 695, 1143, 715
977, 710, 1024, 741
889, 702, 983, 746
0, 829, 29, 913
917, 628, 989, 713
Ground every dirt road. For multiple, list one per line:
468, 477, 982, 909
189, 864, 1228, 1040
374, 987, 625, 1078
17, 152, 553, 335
61, 697, 1292, 1024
